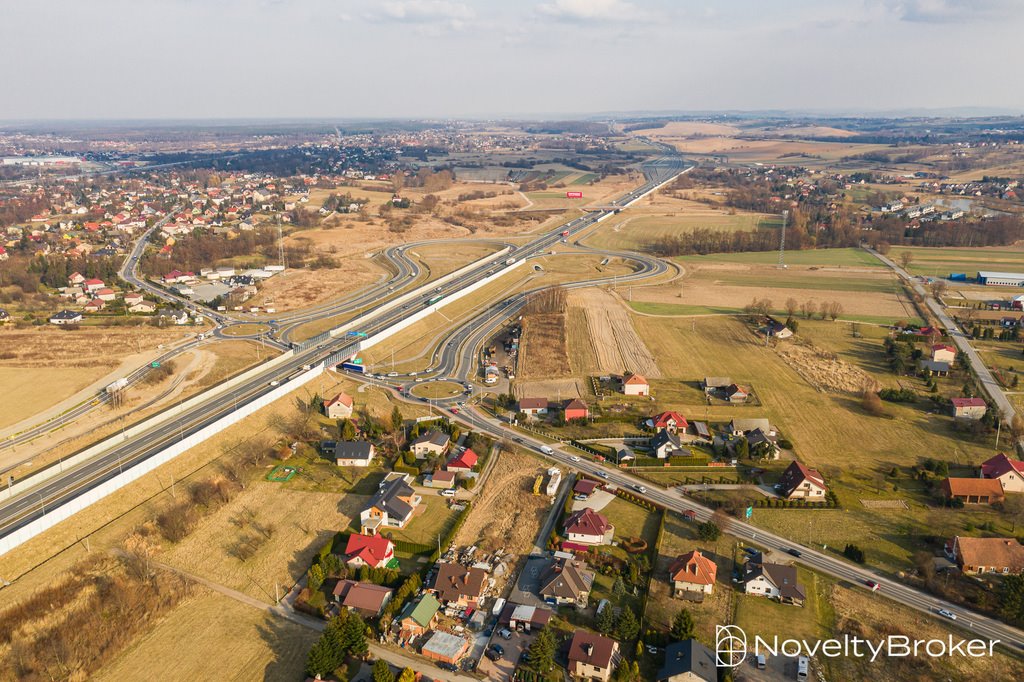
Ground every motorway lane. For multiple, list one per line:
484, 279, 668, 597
0, 154, 688, 543
867, 246, 1016, 422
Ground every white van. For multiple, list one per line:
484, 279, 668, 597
540, 445, 554, 455
797, 655, 809, 680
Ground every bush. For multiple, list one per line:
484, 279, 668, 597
879, 388, 917, 403
843, 544, 866, 563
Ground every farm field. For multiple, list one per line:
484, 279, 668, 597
522, 172, 641, 210
519, 312, 571, 380
629, 254, 917, 322
567, 287, 661, 377
888, 244, 1024, 278
94, 592, 316, 682
678, 248, 884, 268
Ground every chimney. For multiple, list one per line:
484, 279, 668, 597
584, 643, 594, 657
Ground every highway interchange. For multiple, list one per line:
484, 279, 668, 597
3, 147, 1023, 657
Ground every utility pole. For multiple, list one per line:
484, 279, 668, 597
778, 209, 788, 269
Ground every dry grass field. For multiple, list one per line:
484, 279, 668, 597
94, 591, 317, 682
0, 325, 194, 431
454, 449, 551, 555
518, 312, 571, 380
161, 484, 360, 603
631, 259, 917, 324
888, 244, 1024, 278
567, 288, 661, 378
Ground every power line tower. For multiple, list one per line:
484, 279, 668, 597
777, 209, 788, 269
277, 219, 287, 271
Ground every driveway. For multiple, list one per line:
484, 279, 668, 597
476, 629, 534, 682
510, 554, 552, 609
734, 653, 800, 681
570, 487, 615, 512
679, 483, 781, 498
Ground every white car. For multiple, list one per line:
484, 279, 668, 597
440, 488, 457, 497
269, 380, 279, 386
634, 484, 647, 494
569, 456, 581, 463
937, 609, 957, 621
597, 471, 609, 479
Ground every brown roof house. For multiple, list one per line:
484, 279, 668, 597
946, 536, 1024, 575
667, 550, 717, 598
951, 397, 987, 421
430, 562, 487, 608
331, 580, 393, 618
941, 477, 1005, 505
518, 397, 549, 418
743, 553, 805, 606
777, 461, 828, 500
410, 429, 450, 459
568, 629, 620, 682
622, 373, 649, 396
539, 556, 595, 607
563, 508, 614, 546
323, 392, 354, 419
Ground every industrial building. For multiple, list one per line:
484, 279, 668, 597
977, 271, 1024, 287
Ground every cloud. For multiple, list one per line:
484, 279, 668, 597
536, 0, 641, 22
362, 0, 475, 31
884, 0, 1011, 23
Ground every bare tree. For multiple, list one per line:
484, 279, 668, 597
899, 251, 914, 270
929, 279, 948, 300
785, 297, 798, 318
827, 301, 843, 321
800, 300, 817, 320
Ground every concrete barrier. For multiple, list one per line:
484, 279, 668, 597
0, 364, 324, 557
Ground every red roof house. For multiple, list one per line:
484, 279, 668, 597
343, 533, 396, 569
667, 549, 718, 596
563, 508, 613, 546
981, 453, 1024, 493
651, 411, 688, 433
564, 398, 589, 421
446, 448, 478, 473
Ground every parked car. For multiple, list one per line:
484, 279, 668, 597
498, 628, 513, 640
490, 644, 505, 657
440, 488, 457, 497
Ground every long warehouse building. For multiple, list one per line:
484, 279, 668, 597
977, 271, 1024, 287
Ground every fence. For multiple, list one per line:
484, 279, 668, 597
0, 364, 324, 557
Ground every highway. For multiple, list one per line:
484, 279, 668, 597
0, 153, 687, 546
867, 246, 1017, 423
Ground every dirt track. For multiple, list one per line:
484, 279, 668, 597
773, 339, 879, 394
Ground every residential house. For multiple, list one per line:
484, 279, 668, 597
932, 344, 957, 363
498, 603, 553, 632
747, 428, 780, 459
724, 384, 750, 403
563, 508, 614, 546
123, 292, 144, 306
518, 397, 549, 417
68, 271, 86, 286
777, 461, 828, 500
980, 453, 1024, 493
95, 287, 116, 302
622, 373, 650, 396
702, 377, 731, 394
82, 278, 104, 293
327, 441, 375, 467
421, 631, 470, 666
744, 555, 805, 605
331, 580, 393, 618
940, 477, 1005, 505
657, 639, 717, 682
564, 398, 589, 421
919, 359, 951, 376
446, 447, 478, 474
0, 309, 9, 323
427, 470, 457, 488
360, 473, 421, 534
397, 593, 441, 640
539, 556, 594, 607
567, 630, 620, 682
410, 429, 450, 459
667, 550, 717, 597
650, 411, 687, 434
343, 533, 396, 569
651, 430, 682, 459
762, 321, 793, 339
83, 299, 105, 313
951, 397, 987, 420
946, 536, 1024, 575
129, 301, 156, 314
729, 418, 774, 437
49, 310, 83, 325
430, 562, 487, 607
323, 392, 354, 419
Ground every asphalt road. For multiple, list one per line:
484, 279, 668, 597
0, 154, 688, 547
867, 246, 1017, 422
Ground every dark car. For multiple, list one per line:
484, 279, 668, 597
485, 648, 502, 662
788, 548, 802, 558
437, 662, 458, 672
490, 644, 505, 657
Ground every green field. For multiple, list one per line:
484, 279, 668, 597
587, 214, 773, 252
629, 301, 921, 326
889, 245, 1024, 277
571, 173, 599, 185
694, 270, 899, 294
678, 247, 883, 268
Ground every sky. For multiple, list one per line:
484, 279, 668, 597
1, 0, 1023, 120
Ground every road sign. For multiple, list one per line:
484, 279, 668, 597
745, 506, 753, 519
